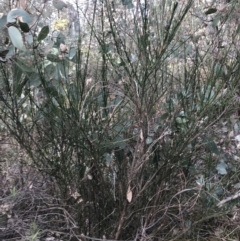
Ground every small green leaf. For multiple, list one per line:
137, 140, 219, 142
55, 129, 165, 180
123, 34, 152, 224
233, 183, 240, 189
28, 73, 41, 87
48, 47, 59, 55
121, 0, 134, 8
184, 219, 192, 228
13, 61, 22, 81
8, 26, 26, 51
56, 62, 68, 79
205, 8, 217, 15
196, 175, 205, 186
113, 124, 124, 132
146, 137, 153, 145
234, 123, 239, 134
215, 186, 224, 196
13, 62, 23, 96
47, 53, 61, 62
216, 162, 227, 175
237, 25, 240, 34
68, 47, 76, 59
176, 116, 188, 124
112, 136, 126, 149
203, 137, 220, 155
203, 86, 215, 102
160, 113, 169, 120
212, 15, 221, 29
52, 0, 68, 11
19, 21, 30, 32
104, 153, 113, 163
55, 32, 65, 45
45, 63, 56, 77
37, 26, 49, 41
15, 58, 36, 72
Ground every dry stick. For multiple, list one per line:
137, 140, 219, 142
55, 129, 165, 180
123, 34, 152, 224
115, 201, 127, 240
217, 191, 240, 208
79, 234, 131, 241
169, 210, 229, 241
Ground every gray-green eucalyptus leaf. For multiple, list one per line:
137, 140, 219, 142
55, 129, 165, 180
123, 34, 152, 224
8, 26, 26, 51
7, 9, 33, 24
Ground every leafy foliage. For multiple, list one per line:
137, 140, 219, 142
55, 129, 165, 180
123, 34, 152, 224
37, 25, 49, 41
0, 0, 240, 240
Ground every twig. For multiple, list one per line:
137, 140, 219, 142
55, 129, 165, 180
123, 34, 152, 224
79, 234, 133, 241
217, 191, 240, 208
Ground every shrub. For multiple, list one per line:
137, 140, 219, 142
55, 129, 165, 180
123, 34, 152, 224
0, 0, 240, 240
